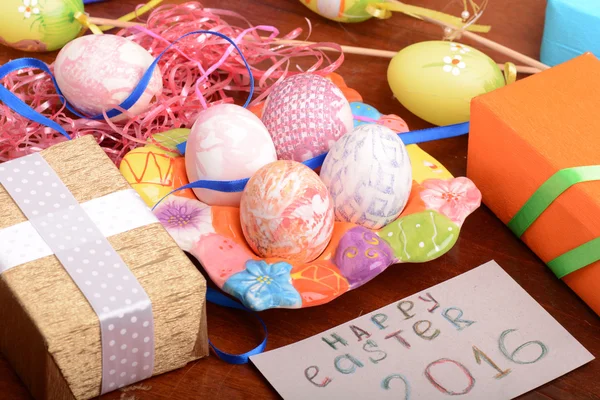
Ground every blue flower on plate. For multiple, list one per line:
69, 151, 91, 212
223, 260, 302, 311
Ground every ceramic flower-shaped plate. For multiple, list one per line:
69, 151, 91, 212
120, 73, 482, 312
148, 151, 480, 312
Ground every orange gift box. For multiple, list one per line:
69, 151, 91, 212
467, 53, 600, 315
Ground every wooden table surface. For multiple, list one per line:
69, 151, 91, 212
1, 0, 599, 399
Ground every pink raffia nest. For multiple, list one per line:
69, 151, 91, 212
0, 1, 343, 164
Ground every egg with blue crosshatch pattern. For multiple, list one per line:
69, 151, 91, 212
320, 124, 412, 229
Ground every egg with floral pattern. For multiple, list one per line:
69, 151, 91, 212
261, 73, 354, 162
54, 34, 163, 120
240, 160, 334, 263
387, 41, 506, 126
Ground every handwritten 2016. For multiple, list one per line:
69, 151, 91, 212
304, 293, 548, 397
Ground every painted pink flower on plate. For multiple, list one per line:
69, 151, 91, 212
420, 177, 481, 226
154, 196, 214, 251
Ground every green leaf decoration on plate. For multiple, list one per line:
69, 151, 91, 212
378, 210, 459, 263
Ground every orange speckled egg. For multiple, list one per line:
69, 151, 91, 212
240, 160, 334, 263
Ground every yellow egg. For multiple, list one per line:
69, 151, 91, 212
388, 41, 506, 126
299, 0, 378, 23
0, 0, 84, 52
119, 145, 195, 207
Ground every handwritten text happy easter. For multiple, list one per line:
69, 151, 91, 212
304, 292, 548, 397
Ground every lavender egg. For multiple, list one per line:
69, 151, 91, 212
320, 124, 413, 229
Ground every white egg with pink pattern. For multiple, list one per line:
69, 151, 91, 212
54, 34, 163, 121
185, 104, 277, 206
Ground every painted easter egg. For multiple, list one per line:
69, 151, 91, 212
387, 41, 506, 126
299, 0, 378, 22
185, 104, 277, 206
379, 114, 409, 133
0, 0, 83, 52
334, 226, 394, 288
351, 101, 381, 127
320, 124, 413, 229
379, 210, 459, 263
240, 160, 334, 263
262, 73, 353, 162
54, 34, 163, 120
120, 146, 195, 207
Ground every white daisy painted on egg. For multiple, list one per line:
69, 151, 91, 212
443, 55, 466, 76
450, 43, 471, 54
18, 0, 40, 19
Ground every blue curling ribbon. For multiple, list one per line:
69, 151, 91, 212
83, 0, 107, 3
206, 288, 268, 364
0, 58, 72, 139
176, 141, 187, 154
0, 30, 254, 122
0, 77, 71, 140
176, 117, 469, 156
399, 121, 469, 145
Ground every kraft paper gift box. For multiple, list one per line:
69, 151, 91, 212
0, 136, 208, 400
467, 53, 600, 315
541, 0, 600, 66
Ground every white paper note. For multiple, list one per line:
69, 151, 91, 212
251, 261, 594, 400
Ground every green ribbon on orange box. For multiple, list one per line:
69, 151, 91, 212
507, 166, 600, 279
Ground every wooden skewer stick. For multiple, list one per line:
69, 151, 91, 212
84, 16, 542, 74
271, 38, 541, 74
85, 16, 144, 28
498, 64, 540, 75
417, 14, 550, 70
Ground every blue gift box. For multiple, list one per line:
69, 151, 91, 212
541, 0, 600, 66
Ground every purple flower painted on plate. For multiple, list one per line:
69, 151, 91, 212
153, 196, 214, 251
334, 226, 394, 289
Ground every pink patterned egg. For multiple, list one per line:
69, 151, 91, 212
54, 34, 162, 121
240, 160, 334, 263
185, 104, 277, 206
261, 73, 354, 161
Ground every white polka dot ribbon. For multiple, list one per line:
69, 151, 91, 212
0, 188, 159, 273
0, 153, 155, 394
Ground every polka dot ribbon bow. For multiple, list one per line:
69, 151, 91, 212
0, 153, 159, 394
